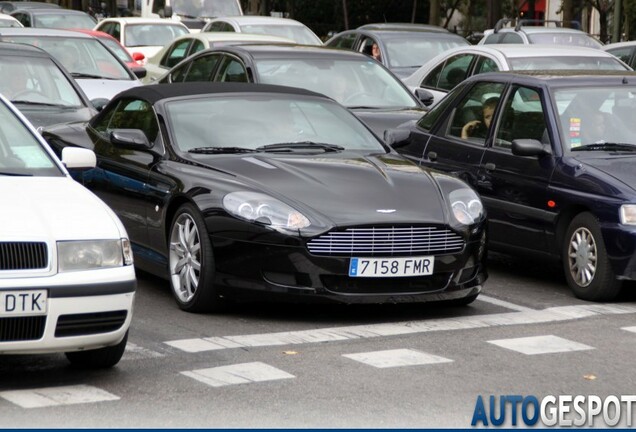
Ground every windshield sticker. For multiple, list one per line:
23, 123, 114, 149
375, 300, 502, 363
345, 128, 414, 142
12, 147, 54, 168
569, 117, 581, 148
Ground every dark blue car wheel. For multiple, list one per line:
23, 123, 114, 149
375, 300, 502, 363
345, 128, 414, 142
563, 212, 622, 301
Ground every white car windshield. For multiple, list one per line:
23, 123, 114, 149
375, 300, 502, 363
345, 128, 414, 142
0, 100, 61, 176
0, 56, 84, 107
255, 58, 420, 109
125, 24, 189, 47
383, 33, 469, 68
1, 35, 132, 80
239, 24, 321, 45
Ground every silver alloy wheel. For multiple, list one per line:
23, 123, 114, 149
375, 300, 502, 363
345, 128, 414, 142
567, 226, 597, 287
169, 212, 202, 303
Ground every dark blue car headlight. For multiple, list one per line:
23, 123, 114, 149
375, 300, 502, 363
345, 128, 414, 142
223, 191, 311, 231
431, 172, 485, 226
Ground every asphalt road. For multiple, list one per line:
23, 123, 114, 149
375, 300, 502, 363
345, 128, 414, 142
1, 253, 635, 428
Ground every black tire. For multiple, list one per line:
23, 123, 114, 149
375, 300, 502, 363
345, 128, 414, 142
563, 212, 622, 301
168, 203, 222, 312
65, 331, 128, 369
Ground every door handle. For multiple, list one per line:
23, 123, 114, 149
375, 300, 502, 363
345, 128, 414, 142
484, 162, 496, 171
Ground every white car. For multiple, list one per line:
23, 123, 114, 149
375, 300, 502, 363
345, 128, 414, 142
201, 15, 322, 45
602, 41, 636, 69
142, 31, 294, 83
94, 17, 190, 60
402, 44, 631, 107
0, 94, 135, 368
0, 12, 21, 27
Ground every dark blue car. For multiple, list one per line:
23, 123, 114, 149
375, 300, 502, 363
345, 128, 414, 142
388, 70, 636, 301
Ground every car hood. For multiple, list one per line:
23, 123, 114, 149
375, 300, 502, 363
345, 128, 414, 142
12, 105, 95, 130
576, 154, 636, 191
196, 151, 449, 226
0, 177, 123, 241
352, 108, 426, 138
75, 78, 142, 101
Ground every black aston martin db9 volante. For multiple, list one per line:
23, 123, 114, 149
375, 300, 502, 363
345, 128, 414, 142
43, 83, 487, 312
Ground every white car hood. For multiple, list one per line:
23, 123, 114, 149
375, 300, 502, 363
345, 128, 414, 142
0, 177, 123, 241
76, 79, 142, 101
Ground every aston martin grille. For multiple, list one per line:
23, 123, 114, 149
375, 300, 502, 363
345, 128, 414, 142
0, 242, 48, 270
307, 226, 464, 256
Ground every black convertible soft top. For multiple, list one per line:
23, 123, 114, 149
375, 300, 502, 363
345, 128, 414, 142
116, 82, 327, 105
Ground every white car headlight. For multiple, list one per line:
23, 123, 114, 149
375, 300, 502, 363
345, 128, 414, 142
58, 239, 133, 272
223, 191, 310, 231
449, 188, 484, 225
620, 205, 636, 225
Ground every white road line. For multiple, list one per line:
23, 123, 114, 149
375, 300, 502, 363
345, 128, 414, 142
164, 303, 636, 353
181, 362, 295, 387
488, 335, 594, 355
477, 294, 535, 312
622, 326, 636, 334
343, 348, 453, 368
122, 342, 164, 360
0, 385, 119, 409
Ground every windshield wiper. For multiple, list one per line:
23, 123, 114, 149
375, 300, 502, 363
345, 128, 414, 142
0, 171, 32, 176
256, 141, 345, 153
571, 142, 636, 152
70, 72, 116, 80
11, 100, 77, 108
188, 146, 258, 154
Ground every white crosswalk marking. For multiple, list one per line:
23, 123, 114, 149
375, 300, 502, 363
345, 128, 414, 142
122, 342, 164, 360
181, 362, 295, 387
0, 385, 119, 408
343, 348, 453, 368
165, 303, 636, 353
487, 335, 594, 355
621, 326, 636, 333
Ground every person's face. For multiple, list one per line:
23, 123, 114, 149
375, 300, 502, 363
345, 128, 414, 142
482, 105, 495, 128
371, 44, 380, 58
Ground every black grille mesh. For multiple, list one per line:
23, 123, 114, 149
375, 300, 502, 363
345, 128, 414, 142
0, 316, 46, 341
0, 242, 48, 270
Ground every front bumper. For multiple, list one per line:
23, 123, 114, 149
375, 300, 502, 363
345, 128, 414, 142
0, 266, 136, 354
210, 234, 486, 304
601, 222, 636, 281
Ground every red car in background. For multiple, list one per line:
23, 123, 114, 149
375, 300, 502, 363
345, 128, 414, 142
71, 28, 145, 71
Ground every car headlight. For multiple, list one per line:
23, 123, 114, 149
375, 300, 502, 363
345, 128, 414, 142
449, 188, 484, 225
430, 171, 484, 226
223, 191, 310, 231
58, 238, 133, 272
620, 205, 636, 225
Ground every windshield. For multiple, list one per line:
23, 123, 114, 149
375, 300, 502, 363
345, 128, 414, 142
0, 99, 62, 176
165, 94, 385, 152
33, 12, 96, 30
255, 58, 419, 109
239, 24, 321, 45
1, 35, 132, 80
554, 85, 636, 151
173, 0, 241, 18
509, 56, 629, 71
383, 33, 469, 69
0, 56, 84, 107
125, 23, 189, 47
527, 32, 603, 48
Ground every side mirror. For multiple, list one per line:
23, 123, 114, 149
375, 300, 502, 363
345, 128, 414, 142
384, 128, 411, 148
414, 88, 435, 107
91, 98, 109, 112
511, 139, 552, 157
110, 129, 151, 149
131, 66, 147, 79
61, 147, 96, 170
